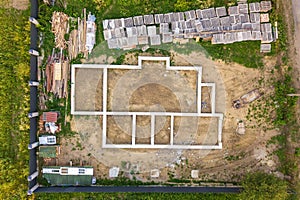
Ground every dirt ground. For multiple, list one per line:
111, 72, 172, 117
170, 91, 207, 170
57, 50, 281, 183
2, 0, 28, 10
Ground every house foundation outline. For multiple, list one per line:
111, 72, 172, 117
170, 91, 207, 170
71, 56, 223, 149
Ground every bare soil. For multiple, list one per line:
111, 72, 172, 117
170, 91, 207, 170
154, 116, 171, 144
129, 83, 181, 112
107, 115, 132, 144
63, 51, 281, 183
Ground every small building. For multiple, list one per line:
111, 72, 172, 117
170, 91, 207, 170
42, 166, 94, 186
39, 135, 57, 145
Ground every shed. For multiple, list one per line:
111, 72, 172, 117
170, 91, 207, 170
144, 14, 154, 25
39, 135, 56, 145
42, 166, 94, 186
216, 7, 227, 17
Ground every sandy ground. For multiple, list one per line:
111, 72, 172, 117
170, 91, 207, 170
56, 49, 282, 182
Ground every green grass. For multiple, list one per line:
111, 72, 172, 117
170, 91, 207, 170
35, 192, 238, 200
199, 41, 264, 68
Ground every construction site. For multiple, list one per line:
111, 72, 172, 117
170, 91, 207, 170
29, 0, 285, 191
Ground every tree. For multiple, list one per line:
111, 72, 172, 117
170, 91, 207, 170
239, 172, 289, 200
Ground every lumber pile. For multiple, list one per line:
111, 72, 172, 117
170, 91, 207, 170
45, 51, 69, 98
51, 11, 69, 49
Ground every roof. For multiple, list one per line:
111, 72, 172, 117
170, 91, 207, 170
43, 112, 58, 122
39, 146, 58, 158
39, 135, 56, 145
43, 166, 93, 186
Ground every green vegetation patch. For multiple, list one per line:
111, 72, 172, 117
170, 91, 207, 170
200, 41, 264, 68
